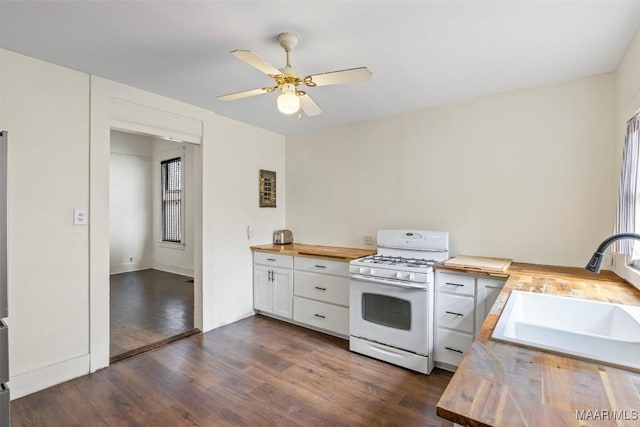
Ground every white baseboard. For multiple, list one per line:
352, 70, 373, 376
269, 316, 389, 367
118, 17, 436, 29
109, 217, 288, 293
150, 262, 194, 278
9, 353, 90, 399
110, 262, 152, 275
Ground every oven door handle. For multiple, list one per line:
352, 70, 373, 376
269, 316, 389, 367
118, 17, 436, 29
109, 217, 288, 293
350, 274, 428, 290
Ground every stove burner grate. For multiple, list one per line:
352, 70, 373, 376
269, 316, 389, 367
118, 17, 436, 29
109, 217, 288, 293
360, 255, 437, 268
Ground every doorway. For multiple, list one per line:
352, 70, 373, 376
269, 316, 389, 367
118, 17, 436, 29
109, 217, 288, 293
109, 129, 198, 363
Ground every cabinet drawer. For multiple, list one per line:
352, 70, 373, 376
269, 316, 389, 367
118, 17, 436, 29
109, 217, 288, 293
254, 251, 293, 269
294, 256, 348, 277
294, 271, 349, 306
293, 297, 349, 336
477, 277, 506, 289
435, 328, 473, 367
437, 272, 475, 296
436, 294, 475, 333
0, 321, 6, 384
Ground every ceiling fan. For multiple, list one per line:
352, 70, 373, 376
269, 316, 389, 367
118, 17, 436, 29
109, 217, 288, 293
217, 32, 372, 117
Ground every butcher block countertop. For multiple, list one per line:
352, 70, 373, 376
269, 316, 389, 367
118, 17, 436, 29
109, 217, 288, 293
250, 243, 375, 261
435, 262, 640, 426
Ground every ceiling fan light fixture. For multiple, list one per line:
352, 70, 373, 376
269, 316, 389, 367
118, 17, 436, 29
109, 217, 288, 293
277, 83, 300, 115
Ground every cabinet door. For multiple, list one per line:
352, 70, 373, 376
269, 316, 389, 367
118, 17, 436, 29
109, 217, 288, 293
476, 278, 505, 335
272, 267, 293, 319
254, 265, 273, 313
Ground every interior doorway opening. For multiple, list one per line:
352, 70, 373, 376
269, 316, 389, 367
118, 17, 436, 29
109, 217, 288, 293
109, 129, 198, 363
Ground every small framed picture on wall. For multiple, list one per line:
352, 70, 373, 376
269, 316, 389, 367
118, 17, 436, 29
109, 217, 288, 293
259, 169, 276, 208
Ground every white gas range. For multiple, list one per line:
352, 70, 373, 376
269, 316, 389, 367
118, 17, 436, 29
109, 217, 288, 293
349, 229, 449, 374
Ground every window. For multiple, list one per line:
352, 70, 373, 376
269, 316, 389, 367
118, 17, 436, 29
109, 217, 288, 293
614, 113, 640, 271
161, 157, 182, 243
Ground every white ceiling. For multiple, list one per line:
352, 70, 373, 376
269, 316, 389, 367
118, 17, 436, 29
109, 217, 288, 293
2, 1, 640, 136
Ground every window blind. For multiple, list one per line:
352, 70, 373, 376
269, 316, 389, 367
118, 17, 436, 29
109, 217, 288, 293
615, 114, 640, 257
161, 157, 182, 243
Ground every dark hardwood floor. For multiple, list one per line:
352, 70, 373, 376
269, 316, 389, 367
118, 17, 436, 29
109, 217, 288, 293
12, 315, 454, 426
110, 269, 195, 360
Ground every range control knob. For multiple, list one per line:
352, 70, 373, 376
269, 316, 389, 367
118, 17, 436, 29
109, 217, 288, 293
396, 271, 409, 280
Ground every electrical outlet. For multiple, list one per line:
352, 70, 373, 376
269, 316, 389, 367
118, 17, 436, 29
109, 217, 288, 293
363, 235, 375, 246
73, 208, 88, 225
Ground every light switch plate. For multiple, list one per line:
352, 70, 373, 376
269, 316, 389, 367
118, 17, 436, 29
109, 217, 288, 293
73, 208, 88, 225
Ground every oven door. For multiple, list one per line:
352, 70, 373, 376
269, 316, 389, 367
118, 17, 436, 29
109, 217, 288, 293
349, 275, 429, 355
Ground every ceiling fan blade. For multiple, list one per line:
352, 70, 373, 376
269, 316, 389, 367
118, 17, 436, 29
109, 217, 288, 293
299, 93, 323, 117
231, 50, 282, 76
304, 67, 372, 87
217, 87, 271, 101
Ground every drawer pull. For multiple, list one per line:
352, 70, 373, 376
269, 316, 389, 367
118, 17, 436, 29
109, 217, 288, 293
314, 264, 327, 269
266, 258, 276, 261
445, 346, 464, 354
445, 282, 464, 287
484, 285, 502, 289
314, 286, 327, 291
314, 314, 326, 319
445, 310, 464, 317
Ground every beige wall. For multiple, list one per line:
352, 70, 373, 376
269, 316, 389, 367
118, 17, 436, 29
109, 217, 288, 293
0, 49, 90, 391
615, 27, 640, 183
202, 114, 286, 328
1, 48, 287, 397
616, 29, 640, 124
109, 130, 154, 274
286, 74, 616, 267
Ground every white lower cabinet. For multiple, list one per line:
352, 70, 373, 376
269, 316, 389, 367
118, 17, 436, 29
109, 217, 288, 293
435, 270, 506, 371
253, 254, 294, 319
293, 256, 350, 337
253, 251, 350, 337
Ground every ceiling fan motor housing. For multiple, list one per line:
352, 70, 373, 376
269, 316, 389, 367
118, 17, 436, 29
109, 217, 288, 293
278, 32, 298, 52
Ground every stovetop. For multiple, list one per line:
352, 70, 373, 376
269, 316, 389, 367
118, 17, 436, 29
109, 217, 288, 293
349, 254, 439, 284
349, 230, 449, 284
356, 254, 437, 269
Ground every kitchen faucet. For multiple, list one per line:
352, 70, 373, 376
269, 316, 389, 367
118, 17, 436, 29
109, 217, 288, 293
585, 233, 640, 273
